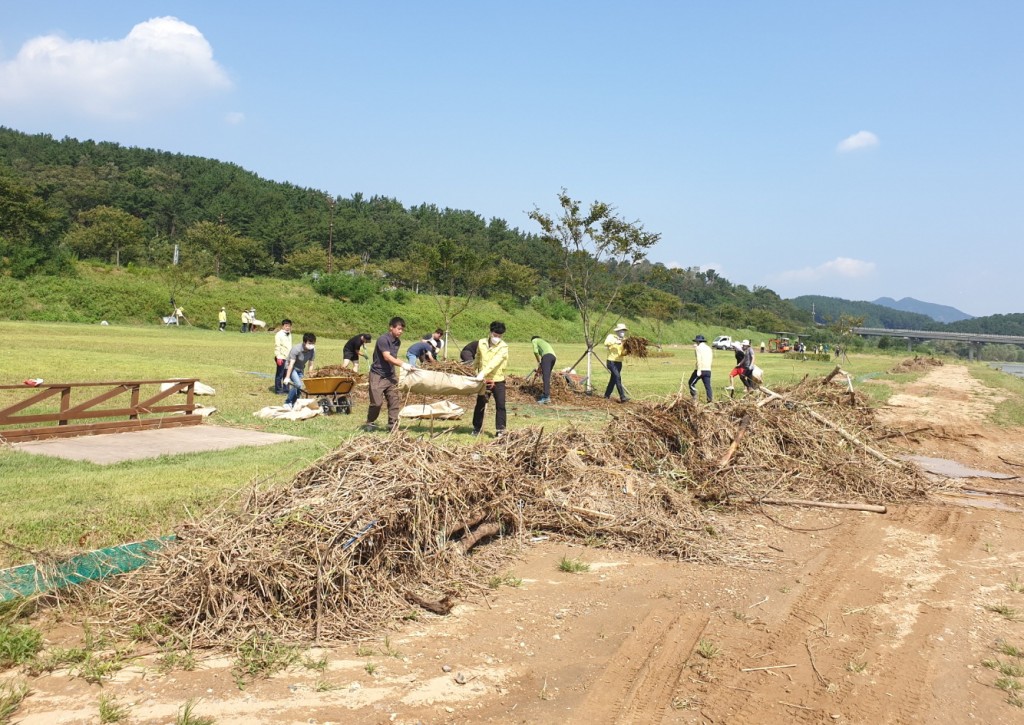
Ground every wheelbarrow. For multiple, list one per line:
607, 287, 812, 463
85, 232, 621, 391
302, 376, 355, 415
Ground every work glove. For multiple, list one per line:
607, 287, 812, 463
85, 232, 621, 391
401, 363, 413, 372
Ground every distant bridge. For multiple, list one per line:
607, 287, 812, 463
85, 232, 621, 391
852, 327, 1024, 359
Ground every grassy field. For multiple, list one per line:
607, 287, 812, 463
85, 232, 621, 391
0, 320, 1010, 566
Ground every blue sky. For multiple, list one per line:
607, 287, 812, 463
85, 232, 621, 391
1, 2, 1022, 316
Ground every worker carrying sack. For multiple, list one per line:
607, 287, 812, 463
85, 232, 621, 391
398, 368, 485, 397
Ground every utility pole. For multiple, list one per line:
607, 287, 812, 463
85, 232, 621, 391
326, 194, 336, 274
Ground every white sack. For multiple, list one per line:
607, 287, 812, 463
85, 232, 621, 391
399, 400, 465, 420
398, 368, 484, 397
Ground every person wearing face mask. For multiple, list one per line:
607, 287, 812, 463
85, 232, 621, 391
273, 319, 293, 394
282, 332, 317, 409
471, 321, 509, 437
603, 323, 630, 402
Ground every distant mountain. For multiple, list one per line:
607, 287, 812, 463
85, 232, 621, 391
789, 295, 937, 330
872, 297, 973, 324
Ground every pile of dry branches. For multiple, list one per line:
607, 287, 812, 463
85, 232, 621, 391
505, 374, 622, 410
623, 335, 650, 358
889, 356, 944, 374
607, 378, 927, 504
105, 373, 930, 646
307, 365, 363, 380
423, 359, 476, 376
108, 429, 715, 645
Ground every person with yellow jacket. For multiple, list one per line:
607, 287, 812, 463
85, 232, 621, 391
470, 321, 509, 436
603, 323, 630, 402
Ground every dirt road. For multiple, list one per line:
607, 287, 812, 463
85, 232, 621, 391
9, 364, 1024, 724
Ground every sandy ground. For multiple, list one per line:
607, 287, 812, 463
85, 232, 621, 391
5, 364, 1024, 724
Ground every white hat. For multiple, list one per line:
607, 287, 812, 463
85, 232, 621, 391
428, 338, 439, 349
613, 323, 628, 332
742, 339, 750, 346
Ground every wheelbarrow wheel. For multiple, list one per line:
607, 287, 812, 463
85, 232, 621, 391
317, 397, 333, 415
339, 398, 352, 415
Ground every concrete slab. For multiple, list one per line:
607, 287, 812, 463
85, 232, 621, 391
11, 425, 304, 465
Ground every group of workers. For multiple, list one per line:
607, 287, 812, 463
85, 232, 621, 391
358, 318, 511, 436
264, 313, 764, 434
213, 306, 262, 333
688, 335, 759, 403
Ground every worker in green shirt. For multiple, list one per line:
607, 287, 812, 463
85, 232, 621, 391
531, 335, 557, 404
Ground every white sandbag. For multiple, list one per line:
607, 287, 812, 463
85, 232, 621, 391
399, 400, 465, 420
398, 368, 484, 397
253, 398, 321, 420
751, 365, 764, 382
161, 381, 216, 395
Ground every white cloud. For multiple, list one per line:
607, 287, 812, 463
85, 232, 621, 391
776, 256, 876, 284
224, 111, 245, 125
836, 130, 879, 153
0, 17, 231, 120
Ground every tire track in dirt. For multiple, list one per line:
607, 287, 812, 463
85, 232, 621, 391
701, 505, 974, 724
573, 607, 708, 724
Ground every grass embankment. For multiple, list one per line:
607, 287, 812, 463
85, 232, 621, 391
0, 321, 1009, 566
968, 365, 1024, 426
0, 263, 772, 345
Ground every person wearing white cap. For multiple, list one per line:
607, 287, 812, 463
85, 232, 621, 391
688, 334, 713, 402
603, 323, 630, 402
738, 339, 756, 392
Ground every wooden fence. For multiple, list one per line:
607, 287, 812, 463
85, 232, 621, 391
0, 379, 201, 442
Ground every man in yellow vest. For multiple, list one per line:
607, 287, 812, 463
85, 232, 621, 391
603, 323, 630, 402
218, 307, 227, 332
471, 321, 509, 436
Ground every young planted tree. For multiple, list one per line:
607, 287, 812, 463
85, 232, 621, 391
419, 233, 497, 357
529, 189, 661, 389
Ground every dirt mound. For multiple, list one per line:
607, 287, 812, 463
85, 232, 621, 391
890, 356, 944, 373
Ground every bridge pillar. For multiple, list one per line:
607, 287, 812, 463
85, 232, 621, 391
907, 338, 913, 352
968, 342, 978, 361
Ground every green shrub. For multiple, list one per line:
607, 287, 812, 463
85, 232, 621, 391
531, 295, 577, 321
312, 273, 382, 303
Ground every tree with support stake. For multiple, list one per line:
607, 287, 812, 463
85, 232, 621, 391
528, 190, 660, 393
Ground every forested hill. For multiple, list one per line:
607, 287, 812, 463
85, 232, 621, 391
790, 295, 938, 329
791, 295, 1023, 336
0, 126, 811, 332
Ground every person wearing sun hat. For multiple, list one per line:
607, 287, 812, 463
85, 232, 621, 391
603, 322, 630, 402
688, 334, 713, 402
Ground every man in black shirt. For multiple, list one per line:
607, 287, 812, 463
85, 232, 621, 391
365, 317, 411, 432
342, 333, 372, 373
460, 339, 479, 364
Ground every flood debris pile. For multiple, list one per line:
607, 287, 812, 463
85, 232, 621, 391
108, 429, 716, 645
107, 373, 928, 646
506, 374, 622, 409
606, 379, 928, 504
889, 356, 944, 374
